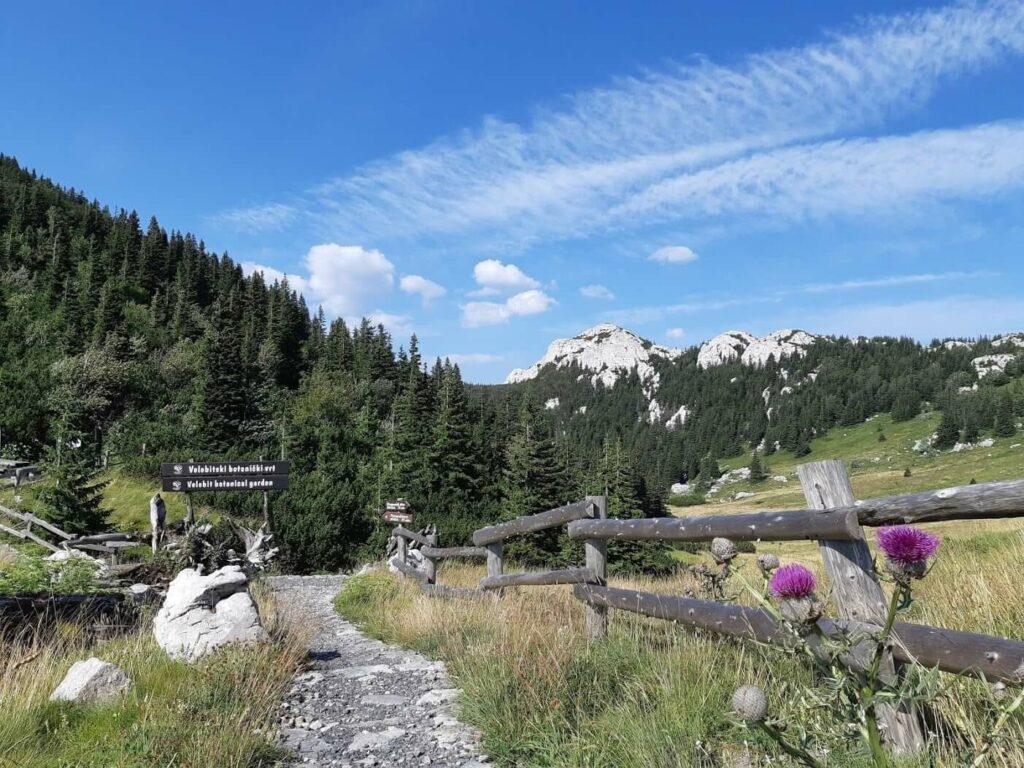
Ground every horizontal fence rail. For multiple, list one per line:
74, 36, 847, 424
393, 526, 431, 547
847, 478, 1024, 526
567, 509, 862, 542
420, 545, 487, 559
480, 567, 599, 591
573, 584, 1024, 683
472, 499, 596, 546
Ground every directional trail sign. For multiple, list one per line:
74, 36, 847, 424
161, 461, 291, 493
162, 475, 290, 492
382, 499, 413, 524
161, 461, 290, 477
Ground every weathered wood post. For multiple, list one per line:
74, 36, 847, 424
584, 495, 608, 639
395, 526, 407, 566
424, 531, 438, 585
485, 541, 504, 597
797, 459, 925, 754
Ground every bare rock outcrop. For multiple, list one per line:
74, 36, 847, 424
153, 565, 268, 662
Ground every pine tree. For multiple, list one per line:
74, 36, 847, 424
933, 410, 960, 449
37, 453, 110, 535
200, 298, 248, 451
994, 390, 1017, 438
748, 449, 767, 482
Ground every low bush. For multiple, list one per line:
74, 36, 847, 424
0, 554, 104, 594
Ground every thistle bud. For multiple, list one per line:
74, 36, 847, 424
711, 537, 738, 564
778, 596, 824, 628
756, 553, 780, 576
732, 684, 768, 723
993, 681, 1007, 703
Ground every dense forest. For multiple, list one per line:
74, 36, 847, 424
0, 155, 666, 571
1, 155, 1022, 571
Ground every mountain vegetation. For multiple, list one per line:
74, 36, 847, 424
2, 154, 1023, 572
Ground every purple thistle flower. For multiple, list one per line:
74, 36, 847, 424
876, 526, 940, 566
769, 564, 817, 599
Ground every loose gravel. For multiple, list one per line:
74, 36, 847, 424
268, 575, 491, 767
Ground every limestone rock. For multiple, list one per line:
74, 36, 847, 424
153, 565, 269, 662
506, 324, 680, 397
50, 657, 131, 703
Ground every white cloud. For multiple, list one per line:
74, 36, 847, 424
366, 311, 413, 335
471, 259, 540, 295
580, 284, 615, 300
212, 203, 297, 232
613, 123, 1024, 223
400, 274, 447, 305
666, 328, 685, 340
240, 261, 309, 294
287, 0, 1024, 246
608, 270, 988, 326
445, 353, 504, 364
461, 289, 557, 327
305, 244, 395, 316
649, 246, 698, 264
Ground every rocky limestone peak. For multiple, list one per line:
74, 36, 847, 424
505, 323, 681, 394
698, 328, 820, 369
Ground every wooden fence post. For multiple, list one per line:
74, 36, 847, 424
584, 495, 608, 639
395, 525, 407, 566
424, 531, 438, 585
797, 459, 925, 754
485, 541, 504, 597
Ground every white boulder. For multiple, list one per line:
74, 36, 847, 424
153, 566, 269, 662
50, 657, 131, 704
389, 548, 428, 576
670, 483, 690, 495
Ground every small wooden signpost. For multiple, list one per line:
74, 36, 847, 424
382, 499, 413, 525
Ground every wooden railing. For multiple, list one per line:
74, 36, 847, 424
0, 502, 142, 561
386, 459, 1024, 753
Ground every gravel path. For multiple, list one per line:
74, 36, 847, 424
268, 575, 491, 768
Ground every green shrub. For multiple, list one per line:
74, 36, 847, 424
0, 554, 103, 594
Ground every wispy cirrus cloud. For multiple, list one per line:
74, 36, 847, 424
243, 0, 1024, 249
212, 202, 297, 232
608, 270, 995, 326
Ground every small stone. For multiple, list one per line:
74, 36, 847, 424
50, 657, 131, 704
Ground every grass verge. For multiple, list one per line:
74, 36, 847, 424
336, 532, 1024, 767
0, 581, 308, 768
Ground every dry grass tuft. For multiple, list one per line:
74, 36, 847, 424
0, 581, 311, 768
338, 533, 1024, 767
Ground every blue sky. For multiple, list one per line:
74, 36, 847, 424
3, 0, 1024, 382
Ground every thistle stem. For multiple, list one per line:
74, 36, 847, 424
861, 582, 906, 767
757, 723, 825, 768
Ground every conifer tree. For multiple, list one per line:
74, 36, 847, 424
994, 389, 1017, 438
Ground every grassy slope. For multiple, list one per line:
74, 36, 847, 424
1, 471, 205, 536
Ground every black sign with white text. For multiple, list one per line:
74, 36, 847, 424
161, 461, 291, 478
161, 475, 290, 492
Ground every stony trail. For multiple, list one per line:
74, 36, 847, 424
268, 575, 491, 768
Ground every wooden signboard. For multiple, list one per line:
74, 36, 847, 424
383, 500, 413, 524
161, 461, 290, 477
162, 475, 290, 492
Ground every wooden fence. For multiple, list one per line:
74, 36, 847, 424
387, 459, 1024, 753
0, 502, 142, 561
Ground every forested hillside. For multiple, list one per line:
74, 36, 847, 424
0, 155, 658, 570
2, 154, 1022, 572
